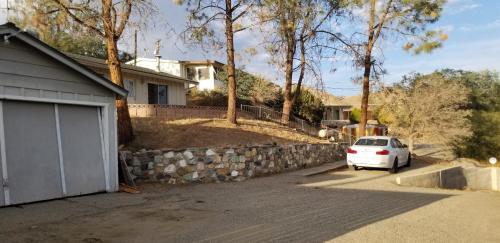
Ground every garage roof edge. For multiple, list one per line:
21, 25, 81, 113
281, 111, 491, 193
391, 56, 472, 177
0, 23, 128, 98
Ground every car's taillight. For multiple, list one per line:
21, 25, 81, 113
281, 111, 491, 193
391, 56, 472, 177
376, 150, 390, 155
347, 148, 357, 154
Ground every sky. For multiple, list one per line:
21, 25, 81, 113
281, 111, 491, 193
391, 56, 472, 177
1, 0, 499, 96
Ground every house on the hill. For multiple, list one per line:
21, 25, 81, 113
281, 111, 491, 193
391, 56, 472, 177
128, 58, 224, 91
70, 54, 198, 105
320, 94, 378, 128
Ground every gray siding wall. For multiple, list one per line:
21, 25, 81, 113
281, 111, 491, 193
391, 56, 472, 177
0, 39, 111, 97
0, 38, 119, 193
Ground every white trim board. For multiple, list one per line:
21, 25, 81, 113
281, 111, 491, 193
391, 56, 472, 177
0, 101, 10, 205
0, 94, 109, 107
54, 104, 67, 195
98, 107, 110, 191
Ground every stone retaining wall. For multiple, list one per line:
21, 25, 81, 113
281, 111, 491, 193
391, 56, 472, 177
121, 143, 347, 184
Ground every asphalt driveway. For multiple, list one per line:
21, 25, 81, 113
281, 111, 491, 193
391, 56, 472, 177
0, 160, 499, 243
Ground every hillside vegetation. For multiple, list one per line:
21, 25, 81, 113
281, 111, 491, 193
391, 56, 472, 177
191, 67, 325, 124
128, 118, 326, 150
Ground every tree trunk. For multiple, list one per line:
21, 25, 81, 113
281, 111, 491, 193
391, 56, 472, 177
359, 56, 371, 137
408, 136, 415, 153
282, 96, 293, 125
225, 0, 237, 124
359, 0, 376, 137
292, 36, 306, 106
280, 3, 297, 125
106, 35, 134, 145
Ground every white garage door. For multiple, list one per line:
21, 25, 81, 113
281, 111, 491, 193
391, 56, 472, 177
0, 100, 107, 206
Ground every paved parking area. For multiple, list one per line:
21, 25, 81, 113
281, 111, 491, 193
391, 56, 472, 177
1, 161, 499, 243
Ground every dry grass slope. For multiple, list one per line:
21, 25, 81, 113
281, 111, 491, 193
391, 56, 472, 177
128, 118, 327, 150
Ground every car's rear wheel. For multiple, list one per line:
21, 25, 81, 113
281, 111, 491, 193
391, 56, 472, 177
390, 158, 399, 174
354, 165, 360, 171
405, 153, 411, 167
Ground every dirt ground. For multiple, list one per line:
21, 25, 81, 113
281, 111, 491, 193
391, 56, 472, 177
1, 159, 499, 243
127, 118, 327, 150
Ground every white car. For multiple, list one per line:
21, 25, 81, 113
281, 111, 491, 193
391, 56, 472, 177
346, 136, 411, 173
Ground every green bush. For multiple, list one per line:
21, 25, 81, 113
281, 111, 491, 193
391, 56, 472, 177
435, 69, 500, 161
215, 66, 280, 105
187, 89, 251, 107
291, 88, 324, 124
196, 66, 325, 124
453, 111, 500, 160
349, 108, 361, 123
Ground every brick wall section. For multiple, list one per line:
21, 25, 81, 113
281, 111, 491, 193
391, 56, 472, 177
121, 143, 347, 184
128, 104, 253, 120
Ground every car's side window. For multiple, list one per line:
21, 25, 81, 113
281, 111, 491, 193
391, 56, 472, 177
390, 139, 398, 148
395, 139, 403, 148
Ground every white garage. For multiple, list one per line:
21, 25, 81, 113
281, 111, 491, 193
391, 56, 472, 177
0, 23, 127, 206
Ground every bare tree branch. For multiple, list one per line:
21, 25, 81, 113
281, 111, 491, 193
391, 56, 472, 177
51, 0, 105, 37
115, 0, 133, 38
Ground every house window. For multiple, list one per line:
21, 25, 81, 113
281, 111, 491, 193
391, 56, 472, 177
147, 83, 168, 104
197, 67, 210, 80
123, 80, 135, 97
186, 67, 196, 80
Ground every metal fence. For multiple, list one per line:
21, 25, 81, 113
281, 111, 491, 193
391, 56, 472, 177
240, 104, 359, 145
128, 103, 357, 145
240, 104, 320, 137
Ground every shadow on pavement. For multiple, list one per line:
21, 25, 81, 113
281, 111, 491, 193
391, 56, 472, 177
297, 160, 434, 188
0, 159, 452, 243
198, 188, 452, 243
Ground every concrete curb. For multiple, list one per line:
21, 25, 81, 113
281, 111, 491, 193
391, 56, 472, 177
295, 160, 347, 177
396, 166, 500, 191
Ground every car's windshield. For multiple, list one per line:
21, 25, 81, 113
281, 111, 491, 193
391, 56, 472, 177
355, 138, 388, 146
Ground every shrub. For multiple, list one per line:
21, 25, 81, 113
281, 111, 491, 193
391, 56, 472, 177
441, 69, 500, 160
291, 88, 324, 124
349, 108, 361, 123
188, 89, 252, 107
215, 66, 280, 105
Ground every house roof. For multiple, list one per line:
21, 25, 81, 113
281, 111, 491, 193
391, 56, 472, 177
179, 60, 225, 67
0, 22, 128, 97
68, 54, 198, 85
310, 89, 378, 107
132, 58, 181, 65
131, 57, 225, 67
131, 58, 225, 68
